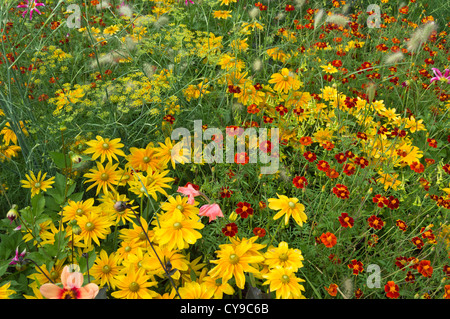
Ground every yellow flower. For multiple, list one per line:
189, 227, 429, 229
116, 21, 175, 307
264, 241, 304, 272
268, 194, 307, 226
208, 238, 265, 289
262, 267, 306, 299
126, 143, 163, 172
111, 266, 159, 299
83, 161, 120, 195
320, 63, 338, 74
0, 143, 21, 161
154, 137, 190, 169
90, 250, 122, 289
76, 212, 113, 247
103, 25, 120, 36
141, 245, 189, 280
0, 282, 15, 299
128, 169, 174, 200
154, 210, 204, 251
61, 198, 99, 223
201, 275, 235, 299
20, 171, 55, 198
220, 0, 237, 5
268, 68, 301, 93
213, 10, 232, 19
159, 195, 199, 221
84, 135, 126, 163
118, 216, 154, 248
178, 281, 214, 299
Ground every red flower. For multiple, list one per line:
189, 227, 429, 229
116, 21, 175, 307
417, 260, 433, 277
275, 104, 288, 116
410, 161, 425, 173
299, 136, 313, 146
235, 202, 253, 219
412, 236, 424, 249
348, 259, 364, 275
385, 281, 400, 299
354, 288, 363, 299
372, 194, 386, 208
405, 271, 415, 283
259, 140, 272, 153
253, 227, 266, 238
293, 176, 308, 189
354, 156, 369, 169
395, 256, 409, 270
384, 196, 399, 209
222, 223, 238, 237
367, 215, 384, 230
328, 254, 341, 264
285, 4, 295, 11
427, 138, 437, 148
234, 152, 249, 165
220, 186, 233, 198
303, 151, 317, 162
443, 264, 450, 276
326, 168, 339, 179
338, 212, 354, 228
334, 152, 347, 164
396, 219, 408, 232
333, 184, 350, 199
320, 232, 337, 248
317, 160, 330, 172
342, 163, 356, 176
247, 104, 260, 114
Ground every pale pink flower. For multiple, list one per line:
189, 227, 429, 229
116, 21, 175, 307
40, 265, 99, 299
177, 183, 201, 205
17, 0, 45, 20
198, 203, 223, 222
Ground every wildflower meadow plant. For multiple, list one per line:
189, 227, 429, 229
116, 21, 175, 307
0, 0, 449, 303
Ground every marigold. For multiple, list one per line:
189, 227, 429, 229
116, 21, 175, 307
320, 232, 337, 248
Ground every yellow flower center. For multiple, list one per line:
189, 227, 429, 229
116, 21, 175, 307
138, 231, 146, 240
34, 182, 41, 188
85, 222, 95, 231
100, 173, 109, 181
288, 201, 295, 208
281, 274, 290, 284
50, 271, 59, 280
176, 205, 184, 212
129, 282, 140, 292
173, 222, 182, 230
143, 156, 150, 163
229, 254, 240, 265
102, 143, 110, 150
279, 253, 289, 262
102, 265, 111, 274
61, 289, 77, 299
124, 246, 131, 252
76, 208, 84, 216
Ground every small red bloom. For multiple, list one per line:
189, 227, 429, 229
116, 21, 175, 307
320, 232, 337, 248
222, 223, 238, 237
285, 4, 295, 11
367, 215, 384, 230
234, 152, 249, 165
385, 281, 400, 299
405, 271, 415, 283
303, 151, 317, 162
410, 161, 425, 173
235, 202, 253, 219
317, 160, 330, 172
333, 184, 350, 199
293, 176, 308, 189
299, 136, 313, 146
427, 138, 437, 148
338, 212, 354, 228
334, 152, 347, 164
354, 156, 369, 169
342, 163, 356, 176
417, 260, 433, 277
412, 236, 424, 249
253, 227, 266, 238
396, 219, 408, 232
384, 196, 399, 209
220, 186, 233, 198
443, 264, 450, 276
348, 259, 364, 275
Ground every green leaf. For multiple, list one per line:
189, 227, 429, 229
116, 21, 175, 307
31, 193, 45, 217
49, 151, 71, 170
0, 260, 10, 277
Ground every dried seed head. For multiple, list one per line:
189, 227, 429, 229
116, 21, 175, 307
325, 14, 349, 27
384, 52, 404, 64
407, 21, 437, 53
314, 9, 325, 30
252, 59, 263, 72
249, 7, 260, 19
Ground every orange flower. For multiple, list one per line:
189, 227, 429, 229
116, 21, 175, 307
320, 232, 337, 248
417, 260, 433, 277
324, 283, 338, 296
348, 259, 364, 275
384, 281, 400, 299
40, 265, 99, 299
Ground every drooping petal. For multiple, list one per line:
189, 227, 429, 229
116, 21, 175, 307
40, 283, 63, 299
77, 283, 99, 299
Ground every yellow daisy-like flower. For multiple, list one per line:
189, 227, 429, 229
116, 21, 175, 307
111, 266, 159, 299
61, 198, 99, 223
0, 282, 15, 299
76, 212, 113, 247
178, 281, 214, 299
0, 143, 21, 162
159, 195, 199, 221
126, 143, 163, 172
90, 250, 122, 289
128, 169, 174, 200
118, 216, 154, 248
98, 192, 137, 225
22, 220, 58, 245
154, 137, 190, 169
83, 161, 120, 195
263, 241, 304, 272
268, 194, 307, 226
268, 68, 301, 94
103, 25, 120, 36
20, 171, 55, 198
154, 210, 204, 251
141, 245, 189, 280
201, 275, 235, 299
213, 10, 232, 19
208, 239, 265, 289
116, 240, 142, 263
27, 258, 67, 287
262, 266, 306, 299
84, 135, 126, 163
320, 63, 338, 74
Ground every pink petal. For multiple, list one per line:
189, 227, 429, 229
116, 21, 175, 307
432, 68, 442, 78
78, 283, 99, 299
40, 283, 63, 299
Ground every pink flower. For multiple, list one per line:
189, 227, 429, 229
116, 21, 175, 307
9, 247, 26, 265
177, 183, 201, 205
198, 203, 223, 223
185, 0, 194, 5
17, 0, 45, 20
430, 68, 450, 84
40, 265, 99, 299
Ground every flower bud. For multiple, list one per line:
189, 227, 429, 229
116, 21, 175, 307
6, 204, 18, 223
72, 225, 82, 235
114, 201, 128, 212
